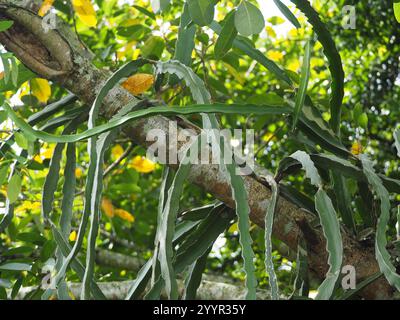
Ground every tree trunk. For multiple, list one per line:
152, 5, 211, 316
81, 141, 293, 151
0, 0, 393, 299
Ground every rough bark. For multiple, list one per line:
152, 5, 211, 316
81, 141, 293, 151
0, 1, 394, 299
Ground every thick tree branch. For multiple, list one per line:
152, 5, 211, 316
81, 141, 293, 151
0, 2, 393, 299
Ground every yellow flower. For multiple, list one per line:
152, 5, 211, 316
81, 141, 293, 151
287, 60, 301, 72
34, 155, 43, 164
115, 208, 135, 223
69, 230, 77, 242
111, 144, 124, 160
101, 197, 115, 218
75, 167, 83, 179
38, 0, 54, 17
72, 0, 97, 27
265, 26, 276, 38
42, 146, 54, 159
129, 156, 156, 173
15, 201, 41, 214
351, 141, 363, 156
31, 78, 51, 104
228, 222, 238, 233
267, 50, 284, 62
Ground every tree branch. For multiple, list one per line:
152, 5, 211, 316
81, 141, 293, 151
0, 1, 393, 299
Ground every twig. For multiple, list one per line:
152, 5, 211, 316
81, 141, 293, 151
103, 143, 134, 177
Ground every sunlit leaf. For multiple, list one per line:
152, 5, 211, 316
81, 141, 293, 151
72, 0, 97, 27
31, 78, 51, 104
122, 73, 154, 95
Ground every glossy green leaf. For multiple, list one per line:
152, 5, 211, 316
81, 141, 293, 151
187, 0, 215, 26
292, 39, 311, 131
0, 20, 13, 32
361, 154, 400, 291
314, 189, 343, 300
157, 139, 197, 299
215, 11, 238, 59
0, 262, 31, 271
290, 0, 344, 134
151, 0, 170, 13
273, 0, 301, 28
394, 128, 400, 157
2, 102, 291, 144
234, 1, 265, 37
7, 173, 21, 204
289, 150, 343, 300
183, 247, 211, 300
394, 2, 400, 23
262, 173, 279, 299
173, 3, 196, 67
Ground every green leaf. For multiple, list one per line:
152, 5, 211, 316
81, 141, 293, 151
210, 21, 292, 84
394, 128, 400, 158
126, 219, 202, 300
273, 0, 301, 28
290, 0, 344, 134
335, 272, 382, 300
297, 103, 349, 158
157, 60, 211, 104
215, 11, 238, 59
0, 160, 19, 232
53, 60, 147, 297
183, 247, 211, 299
157, 138, 197, 299
314, 188, 343, 300
187, 0, 215, 26
0, 262, 31, 271
223, 155, 257, 300
150, 0, 170, 13
0, 166, 8, 187
0, 20, 13, 32
292, 39, 311, 131
291, 240, 309, 297
7, 173, 21, 204
361, 154, 400, 291
290, 150, 321, 186
234, 1, 265, 37
357, 113, 368, 129
150, 166, 174, 296
288, 150, 343, 299
14, 132, 29, 150
50, 223, 106, 299
142, 36, 165, 59
262, 173, 279, 299
3, 102, 291, 144
173, 3, 196, 67
0, 63, 34, 93
147, 205, 234, 299
394, 2, 400, 23
331, 174, 356, 234
0, 279, 12, 288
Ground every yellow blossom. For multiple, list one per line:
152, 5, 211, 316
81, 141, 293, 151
129, 156, 156, 173
351, 141, 363, 156
101, 197, 115, 218
38, 0, 54, 17
75, 167, 83, 179
111, 144, 124, 160
69, 230, 77, 242
267, 50, 284, 62
115, 208, 135, 223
